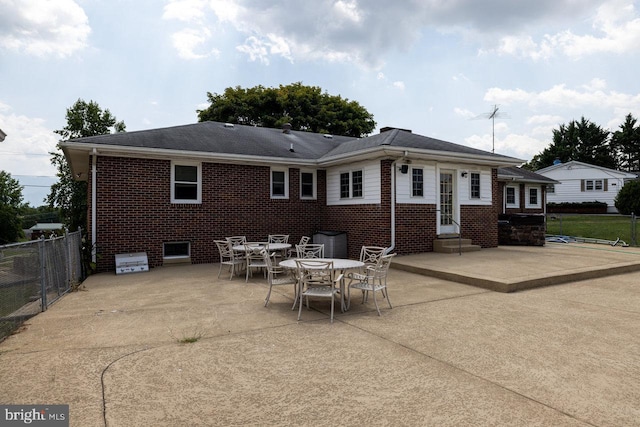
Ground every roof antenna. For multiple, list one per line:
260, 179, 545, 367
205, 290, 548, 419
474, 104, 508, 153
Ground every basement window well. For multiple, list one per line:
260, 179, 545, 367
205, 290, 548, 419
163, 241, 191, 264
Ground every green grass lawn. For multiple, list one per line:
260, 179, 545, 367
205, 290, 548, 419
546, 214, 637, 245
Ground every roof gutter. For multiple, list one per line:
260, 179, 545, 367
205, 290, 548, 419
318, 147, 524, 168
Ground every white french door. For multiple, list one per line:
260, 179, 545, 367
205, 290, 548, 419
439, 170, 457, 234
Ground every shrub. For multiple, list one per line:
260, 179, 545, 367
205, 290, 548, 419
615, 180, 640, 215
547, 201, 607, 214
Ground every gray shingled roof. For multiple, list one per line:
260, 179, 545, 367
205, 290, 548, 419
323, 127, 518, 161
498, 166, 558, 184
69, 121, 521, 161
70, 121, 353, 160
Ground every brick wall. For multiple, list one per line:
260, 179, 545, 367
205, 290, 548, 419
459, 168, 499, 248
93, 157, 325, 272
90, 157, 508, 272
323, 160, 392, 259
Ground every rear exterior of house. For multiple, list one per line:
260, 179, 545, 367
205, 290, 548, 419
536, 161, 637, 213
62, 122, 523, 272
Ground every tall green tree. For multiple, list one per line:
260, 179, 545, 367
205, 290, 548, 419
611, 113, 640, 172
48, 99, 125, 232
0, 171, 25, 244
525, 117, 614, 170
197, 82, 376, 137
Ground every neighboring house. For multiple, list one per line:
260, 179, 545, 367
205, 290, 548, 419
61, 121, 522, 272
26, 223, 64, 240
536, 161, 638, 213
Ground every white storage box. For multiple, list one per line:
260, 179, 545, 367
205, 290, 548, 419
115, 252, 149, 275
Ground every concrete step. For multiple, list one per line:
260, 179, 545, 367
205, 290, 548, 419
433, 238, 481, 253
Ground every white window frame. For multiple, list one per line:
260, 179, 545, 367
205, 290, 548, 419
171, 161, 202, 204
271, 168, 289, 199
469, 171, 481, 199
299, 170, 317, 200
505, 185, 518, 208
525, 185, 541, 208
339, 169, 364, 199
411, 167, 424, 198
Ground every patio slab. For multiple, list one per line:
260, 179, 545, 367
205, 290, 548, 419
392, 242, 640, 292
1, 244, 639, 426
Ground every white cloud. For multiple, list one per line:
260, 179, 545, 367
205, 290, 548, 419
493, 0, 640, 60
162, 0, 207, 22
486, 81, 640, 113
0, 103, 58, 178
333, 0, 364, 24
454, 107, 475, 119
465, 132, 547, 161
392, 81, 405, 91
0, 0, 90, 58
170, 28, 220, 59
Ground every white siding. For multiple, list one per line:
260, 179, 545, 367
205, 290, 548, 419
541, 163, 636, 212
396, 163, 493, 206
458, 168, 492, 206
396, 163, 437, 204
327, 161, 381, 205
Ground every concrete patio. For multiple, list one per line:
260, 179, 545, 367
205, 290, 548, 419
1, 242, 639, 426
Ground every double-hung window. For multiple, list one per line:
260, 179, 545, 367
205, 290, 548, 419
583, 179, 604, 191
526, 186, 541, 208
271, 168, 289, 199
340, 170, 364, 199
171, 162, 201, 203
505, 186, 517, 207
300, 170, 316, 199
412, 168, 424, 197
470, 172, 481, 199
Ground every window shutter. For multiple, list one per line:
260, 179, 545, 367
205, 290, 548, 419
604, 179, 608, 191
580, 180, 585, 192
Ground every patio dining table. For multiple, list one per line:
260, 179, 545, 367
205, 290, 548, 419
232, 242, 292, 252
279, 258, 365, 312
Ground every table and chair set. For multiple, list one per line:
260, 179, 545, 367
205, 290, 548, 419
214, 235, 396, 322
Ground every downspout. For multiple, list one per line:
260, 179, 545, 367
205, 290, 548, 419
387, 160, 398, 253
91, 148, 97, 264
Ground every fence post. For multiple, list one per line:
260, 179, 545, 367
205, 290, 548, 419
632, 213, 637, 247
65, 228, 71, 291
38, 237, 47, 312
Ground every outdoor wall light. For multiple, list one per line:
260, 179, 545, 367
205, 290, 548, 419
461, 171, 468, 177
400, 164, 409, 174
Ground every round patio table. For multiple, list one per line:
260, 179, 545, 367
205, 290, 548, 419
232, 242, 291, 252
279, 258, 364, 312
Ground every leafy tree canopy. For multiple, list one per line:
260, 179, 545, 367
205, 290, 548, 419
524, 117, 614, 170
611, 113, 640, 172
197, 82, 376, 138
523, 114, 640, 172
0, 170, 25, 244
48, 99, 125, 232
615, 180, 640, 215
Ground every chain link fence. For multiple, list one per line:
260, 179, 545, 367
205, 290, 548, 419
0, 229, 83, 342
546, 213, 638, 246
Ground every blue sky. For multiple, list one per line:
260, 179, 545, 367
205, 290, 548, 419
2, 0, 640, 206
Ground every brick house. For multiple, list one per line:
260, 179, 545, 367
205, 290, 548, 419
61, 121, 523, 272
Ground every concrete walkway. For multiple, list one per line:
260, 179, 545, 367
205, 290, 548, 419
1, 243, 639, 426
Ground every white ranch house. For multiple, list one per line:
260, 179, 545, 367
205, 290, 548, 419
536, 161, 637, 213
